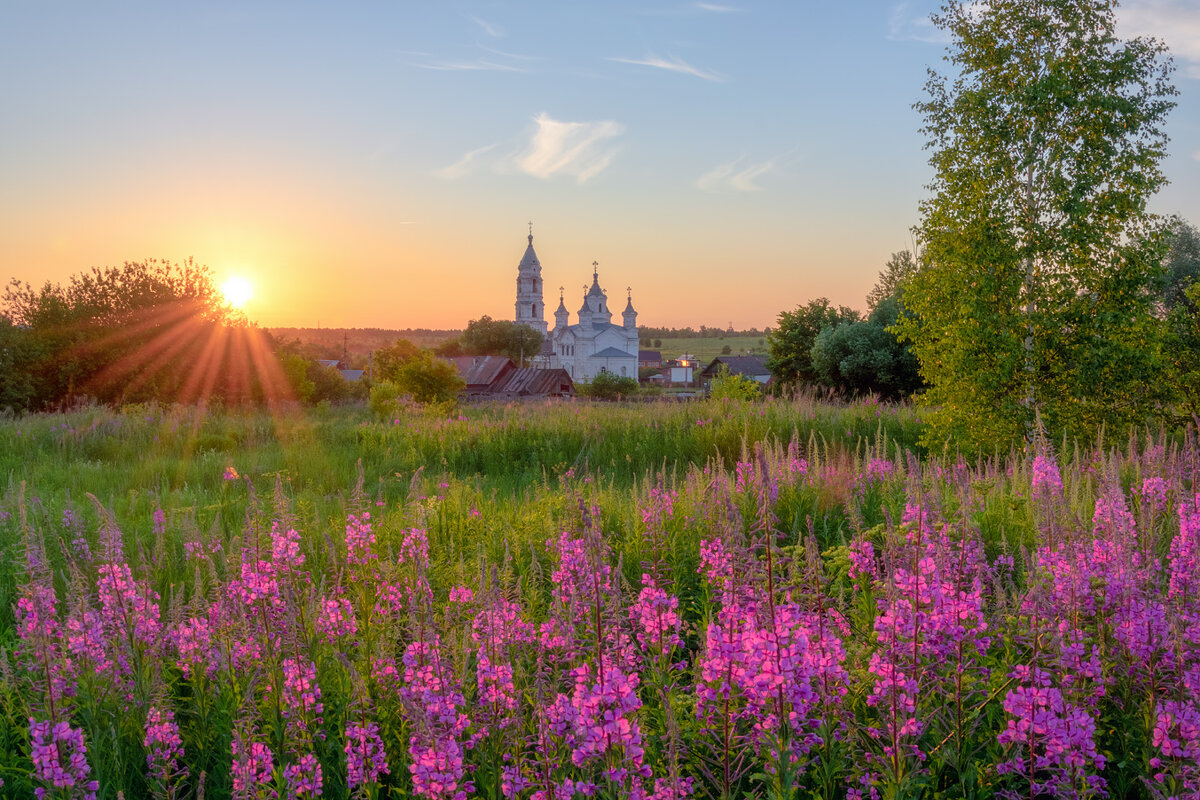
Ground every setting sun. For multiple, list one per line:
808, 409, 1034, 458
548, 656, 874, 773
221, 275, 253, 309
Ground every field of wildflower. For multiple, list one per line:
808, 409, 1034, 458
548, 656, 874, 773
1, 397, 1198, 799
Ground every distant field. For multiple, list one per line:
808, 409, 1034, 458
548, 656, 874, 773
646, 335, 768, 364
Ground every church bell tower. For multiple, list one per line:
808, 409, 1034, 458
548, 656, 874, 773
514, 223, 548, 335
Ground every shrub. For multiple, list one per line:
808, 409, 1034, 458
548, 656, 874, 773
580, 371, 639, 400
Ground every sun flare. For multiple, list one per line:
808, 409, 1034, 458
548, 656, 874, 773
221, 276, 253, 309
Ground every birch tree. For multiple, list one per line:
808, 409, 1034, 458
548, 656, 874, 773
896, 0, 1177, 449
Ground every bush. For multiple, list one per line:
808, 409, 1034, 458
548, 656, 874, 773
580, 371, 639, 400
708, 365, 761, 401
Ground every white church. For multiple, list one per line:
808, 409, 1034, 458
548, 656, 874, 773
513, 230, 639, 382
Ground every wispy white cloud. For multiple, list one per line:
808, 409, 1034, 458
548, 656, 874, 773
518, 114, 625, 183
695, 3, 742, 12
607, 54, 725, 82
695, 156, 777, 192
1118, 0, 1200, 79
414, 58, 526, 72
479, 45, 539, 62
410, 41, 534, 72
434, 114, 624, 183
470, 16, 504, 38
433, 143, 499, 179
886, 2, 950, 43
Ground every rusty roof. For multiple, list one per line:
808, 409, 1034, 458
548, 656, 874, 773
493, 367, 575, 397
446, 356, 515, 388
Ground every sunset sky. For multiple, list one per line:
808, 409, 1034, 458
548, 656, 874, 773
2, 1, 1198, 330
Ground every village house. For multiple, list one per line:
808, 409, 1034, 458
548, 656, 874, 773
445, 355, 575, 399
699, 355, 771, 388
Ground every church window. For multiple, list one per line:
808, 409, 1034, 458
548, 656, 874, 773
621, 366, 627, 376
531, 303, 536, 316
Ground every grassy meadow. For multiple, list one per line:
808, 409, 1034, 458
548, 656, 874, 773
648, 336, 768, 364
2, 396, 1198, 799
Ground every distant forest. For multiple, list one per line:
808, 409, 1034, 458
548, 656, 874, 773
271, 325, 770, 363
268, 327, 460, 364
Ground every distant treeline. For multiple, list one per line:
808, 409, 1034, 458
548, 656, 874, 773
637, 325, 769, 340
268, 327, 461, 363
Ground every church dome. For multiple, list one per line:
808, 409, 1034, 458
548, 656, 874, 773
587, 271, 604, 297
519, 234, 540, 268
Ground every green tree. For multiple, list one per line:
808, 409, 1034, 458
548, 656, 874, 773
766, 298, 860, 387
460, 316, 544, 364
811, 298, 923, 400
433, 337, 464, 357
391, 350, 465, 404
897, 0, 1177, 450
1, 259, 265, 408
0, 317, 41, 411
866, 250, 919, 311
1162, 219, 1200, 311
373, 338, 422, 382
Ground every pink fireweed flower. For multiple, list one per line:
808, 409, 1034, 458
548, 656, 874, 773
1169, 494, 1200, 603
470, 595, 532, 728
271, 522, 305, 570
144, 706, 186, 784
997, 670, 1107, 797
1152, 700, 1200, 761
64, 607, 111, 677
237, 558, 282, 608
630, 575, 683, 657
561, 662, 651, 778
847, 539, 879, 587
1140, 476, 1169, 513
284, 751, 323, 797
345, 512, 376, 565
17, 583, 75, 703
640, 486, 678, 528
448, 585, 474, 604
409, 738, 468, 800
698, 538, 733, 590
1031, 454, 1063, 496
171, 616, 216, 678
475, 656, 517, 716
96, 561, 162, 647
863, 458, 894, 484
29, 718, 99, 800
316, 596, 358, 643
345, 721, 389, 788
402, 633, 472, 799
280, 658, 324, 725
400, 527, 431, 570
231, 735, 274, 799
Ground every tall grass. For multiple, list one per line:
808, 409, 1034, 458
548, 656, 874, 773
3, 398, 1196, 799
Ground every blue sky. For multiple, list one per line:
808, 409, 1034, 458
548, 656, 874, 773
2, 1, 1198, 329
